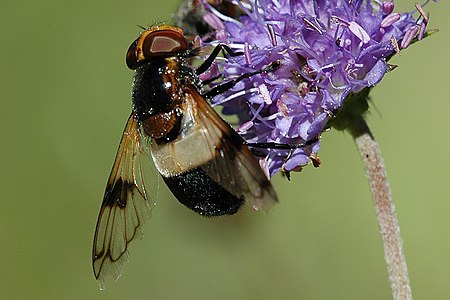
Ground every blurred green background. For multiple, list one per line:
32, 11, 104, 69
1, 1, 448, 299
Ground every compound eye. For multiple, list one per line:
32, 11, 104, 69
126, 39, 139, 69
142, 30, 188, 57
125, 27, 189, 70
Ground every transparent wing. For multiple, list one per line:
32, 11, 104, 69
186, 88, 278, 211
92, 114, 156, 289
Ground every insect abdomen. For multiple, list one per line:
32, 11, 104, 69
163, 167, 244, 216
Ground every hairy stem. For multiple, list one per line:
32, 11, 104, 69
348, 116, 412, 300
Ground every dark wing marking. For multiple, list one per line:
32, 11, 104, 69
186, 87, 278, 211
92, 114, 155, 289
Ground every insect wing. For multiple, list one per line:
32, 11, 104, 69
188, 88, 278, 211
92, 114, 155, 288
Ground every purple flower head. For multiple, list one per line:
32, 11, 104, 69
196, 0, 430, 177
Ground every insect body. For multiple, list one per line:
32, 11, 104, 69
92, 25, 278, 286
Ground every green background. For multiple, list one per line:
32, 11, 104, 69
1, 1, 448, 299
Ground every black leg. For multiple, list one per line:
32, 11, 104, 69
244, 136, 319, 150
201, 74, 223, 86
195, 44, 244, 75
203, 60, 281, 99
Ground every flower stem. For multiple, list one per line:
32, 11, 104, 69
348, 116, 412, 300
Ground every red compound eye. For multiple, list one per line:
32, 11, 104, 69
126, 26, 188, 69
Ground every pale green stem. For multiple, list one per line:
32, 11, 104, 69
348, 116, 412, 300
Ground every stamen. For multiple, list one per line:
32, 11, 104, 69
212, 87, 259, 106
225, 43, 246, 50
415, 3, 429, 23
320, 62, 341, 72
400, 25, 419, 49
267, 24, 278, 46
234, 0, 254, 17
203, 12, 225, 31
237, 121, 254, 132
303, 17, 324, 34
418, 21, 427, 40
244, 42, 252, 65
391, 35, 401, 54
248, 103, 278, 127
380, 13, 400, 28
230, 0, 253, 11
260, 112, 282, 121
332, 16, 370, 44
345, 66, 359, 80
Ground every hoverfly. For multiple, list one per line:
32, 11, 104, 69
92, 25, 280, 286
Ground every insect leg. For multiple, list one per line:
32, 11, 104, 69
195, 44, 243, 75
244, 136, 319, 150
201, 74, 223, 86
203, 60, 281, 99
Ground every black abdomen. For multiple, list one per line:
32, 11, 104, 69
163, 167, 244, 217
